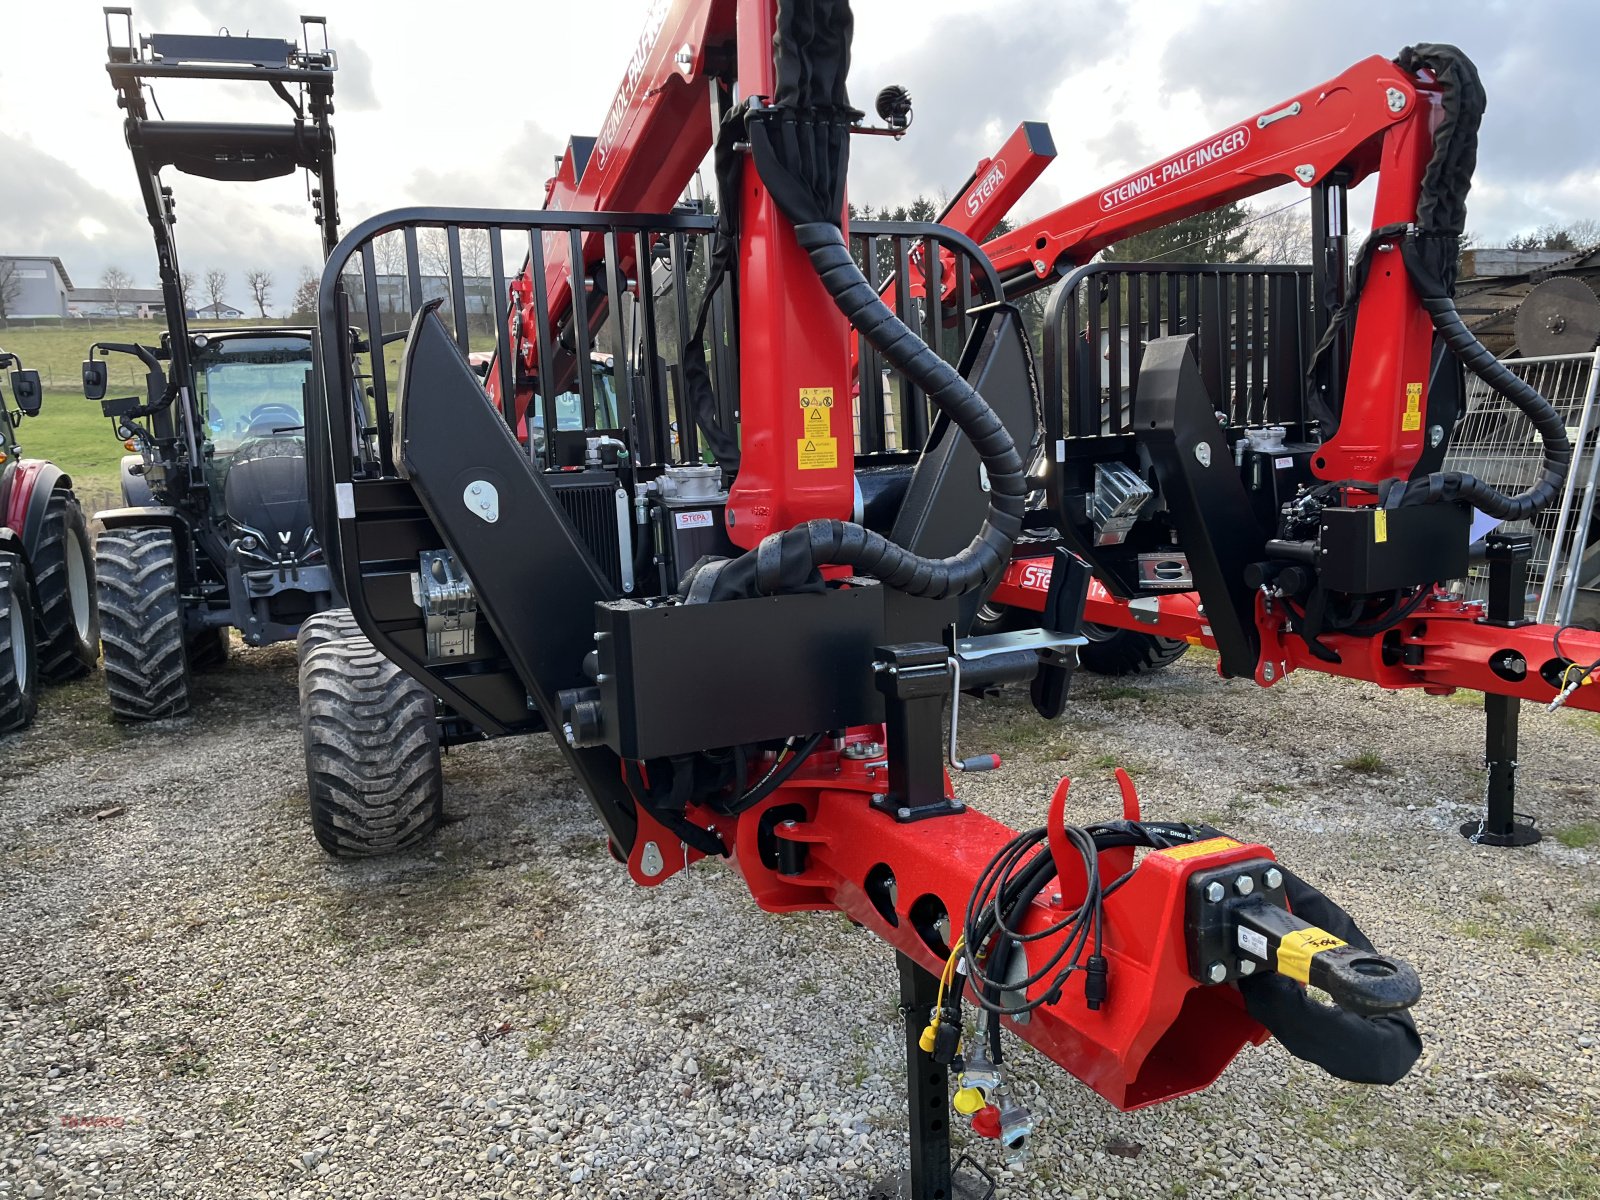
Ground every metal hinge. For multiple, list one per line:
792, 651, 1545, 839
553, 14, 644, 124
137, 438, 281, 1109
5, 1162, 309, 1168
412, 549, 478, 659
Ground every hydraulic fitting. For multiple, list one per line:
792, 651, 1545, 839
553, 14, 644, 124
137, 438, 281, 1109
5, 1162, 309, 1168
959, 1037, 1001, 1098
995, 1084, 1033, 1166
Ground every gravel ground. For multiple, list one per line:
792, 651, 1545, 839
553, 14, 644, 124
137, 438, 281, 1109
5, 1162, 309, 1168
1, 641, 1597, 1200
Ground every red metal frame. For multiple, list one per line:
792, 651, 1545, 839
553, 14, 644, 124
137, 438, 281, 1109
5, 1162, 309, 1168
992, 554, 1600, 713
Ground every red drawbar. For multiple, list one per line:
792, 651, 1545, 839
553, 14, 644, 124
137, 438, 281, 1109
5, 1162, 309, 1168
630, 732, 1271, 1111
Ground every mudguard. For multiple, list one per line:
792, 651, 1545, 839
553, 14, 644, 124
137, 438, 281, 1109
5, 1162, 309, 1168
5, 459, 70, 563
119, 454, 156, 507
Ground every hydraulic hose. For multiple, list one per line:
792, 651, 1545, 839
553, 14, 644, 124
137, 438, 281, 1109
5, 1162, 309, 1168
1380, 278, 1572, 521
750, 222, 1026, 600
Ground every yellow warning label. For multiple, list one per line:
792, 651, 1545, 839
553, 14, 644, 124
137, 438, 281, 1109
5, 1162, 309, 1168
1275, 927, 1348, 984
1157, 836, 1243, 862
1402, 382, 1423, 432
1374, 507, 1388, 544
800, 387, 835, 428
798, 437, 838, 470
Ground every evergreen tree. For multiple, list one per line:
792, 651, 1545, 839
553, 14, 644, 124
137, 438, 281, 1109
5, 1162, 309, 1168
1101, 202, 1259, 264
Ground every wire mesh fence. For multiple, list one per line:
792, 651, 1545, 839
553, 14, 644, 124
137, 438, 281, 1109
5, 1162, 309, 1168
1446, 349, 1600, 624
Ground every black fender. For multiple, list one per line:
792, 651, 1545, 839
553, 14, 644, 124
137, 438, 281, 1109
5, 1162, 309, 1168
94, 505, 187, 535
119, 454, 156, 507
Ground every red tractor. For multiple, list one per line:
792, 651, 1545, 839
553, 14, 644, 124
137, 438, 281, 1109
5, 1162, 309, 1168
0, 350, 100, 732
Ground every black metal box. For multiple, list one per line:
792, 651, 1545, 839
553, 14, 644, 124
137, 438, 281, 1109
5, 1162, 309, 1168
1317, 503, 1470, 593
593, 583, 952, 760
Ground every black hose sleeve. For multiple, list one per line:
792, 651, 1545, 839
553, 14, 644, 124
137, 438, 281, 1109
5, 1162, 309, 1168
683, 224, 1026, 602
777, 222, 1026, 599
1380, 271, 1572, 521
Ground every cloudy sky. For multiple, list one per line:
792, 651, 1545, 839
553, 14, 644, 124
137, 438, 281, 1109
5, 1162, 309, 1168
2, 0, 1595, 311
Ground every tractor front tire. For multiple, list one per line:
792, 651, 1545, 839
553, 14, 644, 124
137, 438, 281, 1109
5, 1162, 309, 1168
300, 632, 443, 857
0, 552, 40, 733
1077, 627, 1189, 676
34, 490, 99, 683
96, 527, 191, 720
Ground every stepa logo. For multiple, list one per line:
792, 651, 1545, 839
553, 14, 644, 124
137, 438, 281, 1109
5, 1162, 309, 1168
966, 160, 1007, 218
1099, 126, 1251, 212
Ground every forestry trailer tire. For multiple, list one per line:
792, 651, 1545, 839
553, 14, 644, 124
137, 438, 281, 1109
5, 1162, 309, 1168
0, 551, 40, 734
295, 607, 362, 661
299, 632, 444, 858
96, 526, 191, 720
34, 490, 100, 683
1077, 626, 1189, 676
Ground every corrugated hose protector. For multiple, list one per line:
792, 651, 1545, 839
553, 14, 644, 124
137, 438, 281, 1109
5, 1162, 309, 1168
679, 0, 1025, 603
1374, 46, 1569, 519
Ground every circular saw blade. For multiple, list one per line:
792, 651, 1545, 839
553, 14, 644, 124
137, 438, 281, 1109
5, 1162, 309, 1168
1515, 276, 1600, 356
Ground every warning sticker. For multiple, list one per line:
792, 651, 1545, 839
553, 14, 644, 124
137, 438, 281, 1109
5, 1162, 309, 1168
1275, 927, 1347, 983
798, 388, 836, 469
1402, 382, 1423, 432
1157, 836, 1242, 862
798, 438, 838, 469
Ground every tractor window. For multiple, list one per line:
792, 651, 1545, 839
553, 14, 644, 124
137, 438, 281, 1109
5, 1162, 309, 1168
192, 338, 314, 455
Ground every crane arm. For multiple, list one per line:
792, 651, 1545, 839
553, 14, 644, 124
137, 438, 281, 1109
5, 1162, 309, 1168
981, 55, 1422, 296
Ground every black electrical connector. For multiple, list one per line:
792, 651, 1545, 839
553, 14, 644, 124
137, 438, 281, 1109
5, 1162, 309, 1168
1084, 955, 1108, 1011
932, 1010, 962, 1064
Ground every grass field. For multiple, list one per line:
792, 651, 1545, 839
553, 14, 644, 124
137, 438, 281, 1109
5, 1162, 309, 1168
2, 319, 294, 510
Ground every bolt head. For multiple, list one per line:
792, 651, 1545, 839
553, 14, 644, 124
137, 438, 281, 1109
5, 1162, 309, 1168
1234, 874, 1255, 896
1264, 867, 1284, 890
1204, 881, 1226, 903
1206, 961, 1228, 984
896, 807, 912, 820
1238, 959, 1257, 976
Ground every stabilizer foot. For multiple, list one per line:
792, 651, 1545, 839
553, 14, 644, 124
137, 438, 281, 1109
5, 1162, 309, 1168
1459, 817, 1541, 847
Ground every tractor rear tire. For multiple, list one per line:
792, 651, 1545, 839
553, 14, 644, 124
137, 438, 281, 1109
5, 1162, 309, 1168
1077, 627, 1189, 676
34, 490, 99, 683
0, 552, 40, 733
188, 627, 232, 670
295, 607, 362, 661
300, 632, 443, 857
96, 527, 191, 720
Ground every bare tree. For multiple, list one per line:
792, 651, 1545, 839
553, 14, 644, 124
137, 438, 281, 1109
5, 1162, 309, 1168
290, 267, 318, 321
204, 268, 228, 316
179, 270, 196, 313
101, 265, 134, 318
1244, 205, 1313, 265
245, 269, 273, 318
0, 260, 21, 324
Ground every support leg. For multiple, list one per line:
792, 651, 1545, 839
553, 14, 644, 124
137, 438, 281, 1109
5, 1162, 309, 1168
1461, 534, 1541, 847
867, 953, 994, 1200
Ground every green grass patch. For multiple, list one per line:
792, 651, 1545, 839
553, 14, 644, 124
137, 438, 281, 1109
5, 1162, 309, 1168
1516, 927, 1559, 953
1340, 750, 1389, 774
1556, 822, 1600, 849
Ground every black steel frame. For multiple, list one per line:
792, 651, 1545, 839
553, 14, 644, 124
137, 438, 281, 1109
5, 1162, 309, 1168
309, 207, 1002, 744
